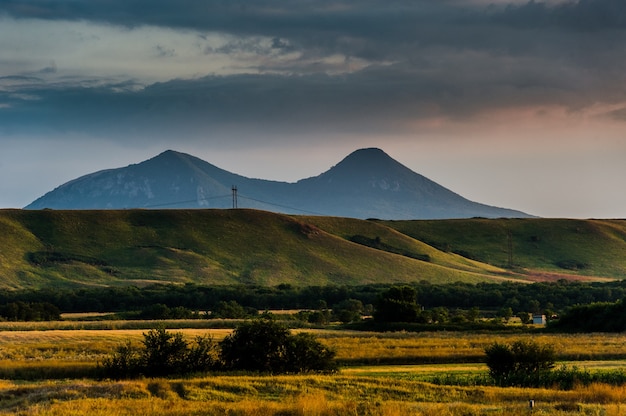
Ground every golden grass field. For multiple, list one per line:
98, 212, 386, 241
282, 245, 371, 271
0, 325, 625, 415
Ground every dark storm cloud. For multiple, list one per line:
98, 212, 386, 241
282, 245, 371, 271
0, 60, 616, 141
1, 0, 625, 140
496, 0, 626, 31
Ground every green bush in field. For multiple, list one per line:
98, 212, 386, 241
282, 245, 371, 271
102, 321, 336, 378
485, 340, 555, 387
101, 328, 218, 378
219, 318, 337, 374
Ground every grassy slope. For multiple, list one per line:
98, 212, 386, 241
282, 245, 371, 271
1, 210, 624, 290
384, 218, 626, 279
0, 209, 505, 290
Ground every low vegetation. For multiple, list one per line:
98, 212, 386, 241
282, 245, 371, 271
0, 323, 624, 414
102, 320, 336, 378
219, 319, 336, 373
4, 375, 626, 416
485, 340, 556, 386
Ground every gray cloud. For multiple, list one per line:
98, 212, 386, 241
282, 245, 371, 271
1, 0, 625, 141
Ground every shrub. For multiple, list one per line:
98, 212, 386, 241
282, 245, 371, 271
101, 328, 218, 378
485, 340, 555, 387
219, 318, 337, 373
141, 328, 190, 377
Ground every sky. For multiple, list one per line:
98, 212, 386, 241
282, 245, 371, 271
1, 0, 625, 218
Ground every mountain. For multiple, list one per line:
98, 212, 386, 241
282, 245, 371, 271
26, 148, 531, 219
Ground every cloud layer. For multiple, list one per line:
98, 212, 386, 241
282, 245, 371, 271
1, 1, 626, 216
2, 0, 626, 137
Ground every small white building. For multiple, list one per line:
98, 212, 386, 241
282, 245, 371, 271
532, 314, 546, 325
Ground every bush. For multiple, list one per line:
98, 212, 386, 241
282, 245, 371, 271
141, 328, 190, 377
485, 340, 555, 386
101, 327, 218, 378
219, 318, 336, 374
102, 322, 335, 378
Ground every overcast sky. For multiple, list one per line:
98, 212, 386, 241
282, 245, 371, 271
1, 0, 625, 218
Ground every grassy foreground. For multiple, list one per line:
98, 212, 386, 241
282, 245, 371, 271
2, 375, 626, 415
0, 328, 625, 414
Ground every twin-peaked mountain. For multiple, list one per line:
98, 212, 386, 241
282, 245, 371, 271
26, 148, 531, 219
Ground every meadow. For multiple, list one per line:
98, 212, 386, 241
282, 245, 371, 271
0, 324, 625, 414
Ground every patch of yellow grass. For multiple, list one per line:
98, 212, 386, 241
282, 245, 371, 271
3, 377, 626, 416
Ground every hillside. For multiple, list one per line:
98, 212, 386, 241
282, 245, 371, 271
384, 218, 626, 280
0, 209, 513, 290
1, 210, 623, 291
25, 148, 531, 220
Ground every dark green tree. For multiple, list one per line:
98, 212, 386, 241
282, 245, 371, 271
332, 298, 364, 323
485, 340, 556, 386
498, 306, 513, 323
374, 286, 420, 322
219, 318, 336, 373
211, 300, 256, 319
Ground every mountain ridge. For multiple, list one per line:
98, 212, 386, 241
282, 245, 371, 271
26, 148, 532, 219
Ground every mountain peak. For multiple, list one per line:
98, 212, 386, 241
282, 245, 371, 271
320, 147, 411, 180
339, 148, 393, 165
25, 147, 532, 219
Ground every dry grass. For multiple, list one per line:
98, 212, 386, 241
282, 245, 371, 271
2, 375, 626, 415
1, 328, 625, 376
0, 326, 624, 415
0, 325, 624, 415
315, 331, 626, 364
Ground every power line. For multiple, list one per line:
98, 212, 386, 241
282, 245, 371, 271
141, 194, 231, 209
237, 194, 329, 216
121, 190, 329, 216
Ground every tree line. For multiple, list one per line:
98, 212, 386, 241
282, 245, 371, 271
2, 280, 625, 317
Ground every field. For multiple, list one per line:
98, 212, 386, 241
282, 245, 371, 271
1, 324, 625, 415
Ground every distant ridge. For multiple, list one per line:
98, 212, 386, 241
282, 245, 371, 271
26, 148, 532, 219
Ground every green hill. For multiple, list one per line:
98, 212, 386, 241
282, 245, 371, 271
383, 218, 626, 280
0, 210, 624, 290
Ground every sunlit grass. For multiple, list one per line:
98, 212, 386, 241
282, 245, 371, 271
0, 326, 625, 414
3, 376, 626, 415
1, 327, 626, 370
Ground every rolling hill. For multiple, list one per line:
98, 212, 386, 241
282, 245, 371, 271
1, 209, 624, 290
25, 148, 531, 220
383, 218, 626, 280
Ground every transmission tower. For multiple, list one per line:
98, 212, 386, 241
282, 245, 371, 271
232, 185, 238, 209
